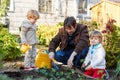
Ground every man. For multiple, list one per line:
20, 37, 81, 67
49, 16, 89, 68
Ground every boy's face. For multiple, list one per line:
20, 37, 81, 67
90, 36, 100, 45
29, 18, 37, 24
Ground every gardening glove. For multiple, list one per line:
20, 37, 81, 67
67, 51, 77, 68
49, 52, 55, 59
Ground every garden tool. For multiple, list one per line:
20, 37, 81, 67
51, 58, 63, 70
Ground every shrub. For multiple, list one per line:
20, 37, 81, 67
37, 24, 62, 46
102, 19, 120, 68
79, 20, 99, 32
0, 28, 21, 60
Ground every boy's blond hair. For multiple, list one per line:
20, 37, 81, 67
90, 30, 102, 43
26, 10, 39, 20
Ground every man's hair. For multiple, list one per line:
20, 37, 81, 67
64, 16, 76, 29
26, 10, 39, 19
90, 30, 102, 43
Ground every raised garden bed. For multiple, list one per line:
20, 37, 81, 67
0, 56, 119, 80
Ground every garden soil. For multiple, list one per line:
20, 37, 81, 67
0, 56, 120, 80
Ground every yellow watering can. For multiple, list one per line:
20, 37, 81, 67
20, 44, 30, 54
35, 49, 52, 68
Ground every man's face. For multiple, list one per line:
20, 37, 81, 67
65, 26, 76, 36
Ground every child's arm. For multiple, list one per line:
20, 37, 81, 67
20, 27, 29, 44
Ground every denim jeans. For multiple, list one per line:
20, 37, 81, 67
54, 47, 89, 68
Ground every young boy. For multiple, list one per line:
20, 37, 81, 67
81, 31, 106, 79
20, 9, 39, 70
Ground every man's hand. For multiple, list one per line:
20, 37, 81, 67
48, 52, 54, 59
67, 51, 77, 68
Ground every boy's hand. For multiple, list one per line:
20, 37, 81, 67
82, 63, 85, 67
23, 43, 29, 46
85, 65, 92, 70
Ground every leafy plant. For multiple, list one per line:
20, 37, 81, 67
102, 19, 120, 68
0, 0, 9, 17
37, 24, 62, 46
115, 55, 120, 79
0, 0, 9, 27
0, 48, 4, 68
56, 22, 63, 26
33, 67, 84, 80
0, 74, 12, 80
79, 20, 99, 32
0, 28, 21, 60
